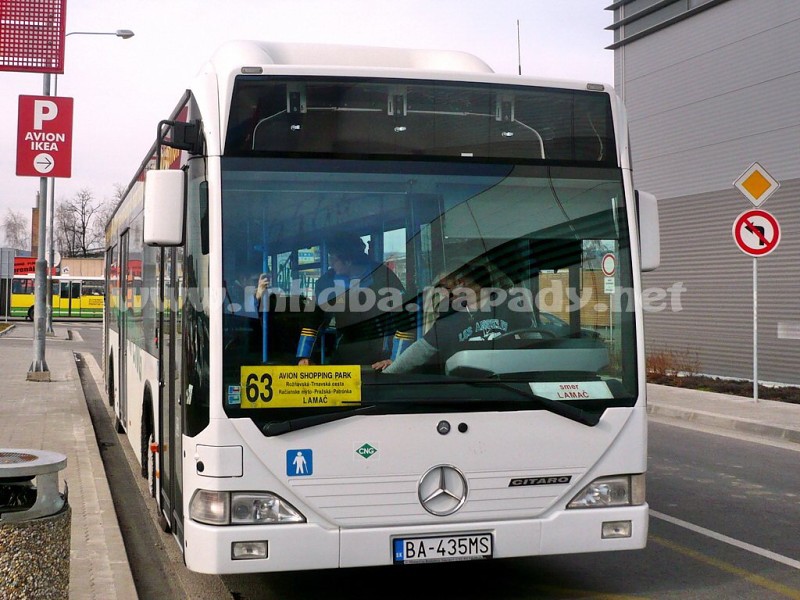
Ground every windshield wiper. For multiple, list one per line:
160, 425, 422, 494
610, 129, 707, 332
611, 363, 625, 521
260, 380, 600, 436
261, 405, 378, 437
461, 380, 601, 427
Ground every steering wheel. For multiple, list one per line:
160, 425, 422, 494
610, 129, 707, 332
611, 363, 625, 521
493, 327, 557, 341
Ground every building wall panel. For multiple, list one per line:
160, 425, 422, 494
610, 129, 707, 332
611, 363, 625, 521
613, 0, 800, 384
642, 180, 800, 384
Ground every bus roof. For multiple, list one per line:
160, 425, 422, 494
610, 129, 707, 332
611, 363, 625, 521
209, 40, 495, 76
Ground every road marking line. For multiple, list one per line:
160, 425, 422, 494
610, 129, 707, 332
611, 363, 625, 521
651, 509, 800, 571
533, 585, 644, 599
650, 535, 800, 599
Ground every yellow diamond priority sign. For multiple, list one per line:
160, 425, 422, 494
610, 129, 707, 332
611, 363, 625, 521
733, 162, 779, 207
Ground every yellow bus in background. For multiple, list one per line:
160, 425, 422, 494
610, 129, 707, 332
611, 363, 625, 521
11, 274, 105, 320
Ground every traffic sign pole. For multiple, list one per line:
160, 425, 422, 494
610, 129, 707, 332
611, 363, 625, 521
733, 164, 783, 403
46, 176, 55, 335
732, 208, 781, 402
753, 258, 758, 403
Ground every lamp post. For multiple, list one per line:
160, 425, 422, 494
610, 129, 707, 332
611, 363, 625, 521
31, 28, 134, 377
28, 71, 52, 379
45, 29, 134, 334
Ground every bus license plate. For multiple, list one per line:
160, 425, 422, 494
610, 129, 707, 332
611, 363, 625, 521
393, 534, 492, 564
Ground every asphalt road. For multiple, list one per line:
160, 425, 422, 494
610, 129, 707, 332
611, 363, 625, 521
67, 321, 800, 599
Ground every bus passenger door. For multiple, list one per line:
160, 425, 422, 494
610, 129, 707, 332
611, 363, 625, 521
118, 231, 130, 431
49, 280, 59, 318
57, 281, 69, 316
159, 246, 184, 544
60, 281, 81, 317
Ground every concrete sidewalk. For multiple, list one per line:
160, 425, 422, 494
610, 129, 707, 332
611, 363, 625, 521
647, 383, 800, 445
0, 322, 137, 600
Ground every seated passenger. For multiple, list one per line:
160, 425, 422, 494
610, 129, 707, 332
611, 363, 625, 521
296, 234, 406, 365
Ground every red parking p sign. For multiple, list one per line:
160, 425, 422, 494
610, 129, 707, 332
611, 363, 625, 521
16, 95, 74, 178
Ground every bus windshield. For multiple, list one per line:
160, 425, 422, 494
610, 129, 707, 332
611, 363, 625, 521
220, 158, 636, 425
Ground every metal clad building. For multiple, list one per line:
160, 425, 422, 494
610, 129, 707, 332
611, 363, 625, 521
608, 0, 800, 384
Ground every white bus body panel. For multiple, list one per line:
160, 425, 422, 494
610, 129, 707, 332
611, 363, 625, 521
182, 406, 646, 573
124, 339, 159, 454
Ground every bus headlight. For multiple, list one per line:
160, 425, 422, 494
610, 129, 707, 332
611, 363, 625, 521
567, 474, 645, 509
231, 493, 305, 524
190, 490, 229, 525
190, 489, 306, 525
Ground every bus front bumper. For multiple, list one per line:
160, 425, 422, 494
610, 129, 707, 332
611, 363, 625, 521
182, 504, 649, 574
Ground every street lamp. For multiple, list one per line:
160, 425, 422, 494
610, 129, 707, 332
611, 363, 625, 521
67, 29, 135, 39
30, 27, 135, 377
45, 29, 135, 334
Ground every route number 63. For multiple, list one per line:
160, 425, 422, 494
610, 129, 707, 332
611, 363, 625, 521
245, 372, 273, 403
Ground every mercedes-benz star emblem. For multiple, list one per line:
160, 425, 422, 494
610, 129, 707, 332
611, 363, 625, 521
418, 465, 468, 516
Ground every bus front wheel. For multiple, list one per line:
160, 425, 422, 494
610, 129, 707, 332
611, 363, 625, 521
26, 306, 34, 321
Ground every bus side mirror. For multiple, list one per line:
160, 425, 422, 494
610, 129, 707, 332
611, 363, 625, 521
636, 190, 660, 272
144, 169, 185, 246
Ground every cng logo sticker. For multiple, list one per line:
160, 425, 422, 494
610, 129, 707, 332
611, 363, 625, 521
355, 443, 378, 460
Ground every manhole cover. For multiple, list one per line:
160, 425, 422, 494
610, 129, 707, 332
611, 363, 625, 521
0, 452, 38, 464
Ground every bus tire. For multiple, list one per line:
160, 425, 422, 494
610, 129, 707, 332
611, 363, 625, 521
26, 306, 34, 321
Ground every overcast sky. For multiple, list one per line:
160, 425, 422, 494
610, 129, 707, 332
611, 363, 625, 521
0, 0, 614, 242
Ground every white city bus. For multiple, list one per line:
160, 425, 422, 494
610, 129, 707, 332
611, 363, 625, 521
104, 40, 659, 574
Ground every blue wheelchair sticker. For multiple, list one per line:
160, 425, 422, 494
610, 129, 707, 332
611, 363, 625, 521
287, 449, 313, 476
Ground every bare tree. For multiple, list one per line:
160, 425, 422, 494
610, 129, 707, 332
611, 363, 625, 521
54, 188, 107, 257
53, 186, 122, 257
2, 209, 31, 250
54, 201, 79, 257
90, 183, 125, 245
